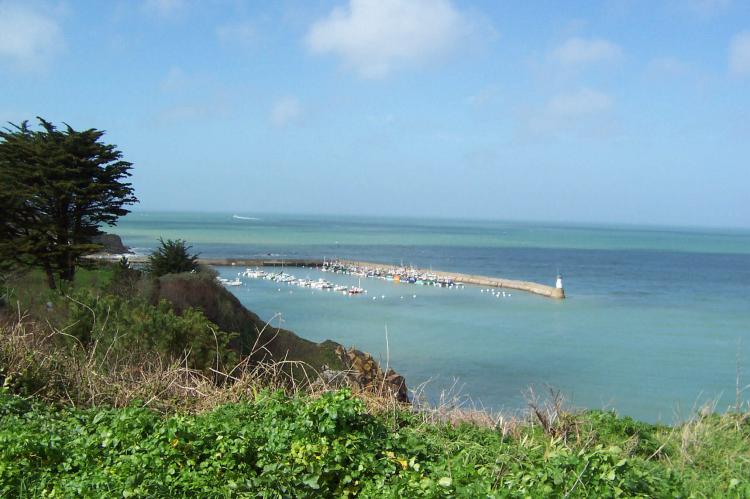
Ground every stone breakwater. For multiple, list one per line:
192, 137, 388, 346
100, 256, 564, 299
335, 260, 565, 300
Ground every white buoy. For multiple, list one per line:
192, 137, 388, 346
381, 295, 385, 299
412, 294, 417, 299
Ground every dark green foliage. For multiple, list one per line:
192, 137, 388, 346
0, 118, 137, 289
66, 289, 237, 372
147, 238, 199, 277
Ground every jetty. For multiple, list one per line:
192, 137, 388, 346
333, 260, 564, 300
105, 255, 565, 299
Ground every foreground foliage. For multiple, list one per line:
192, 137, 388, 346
1, 388, 749, 497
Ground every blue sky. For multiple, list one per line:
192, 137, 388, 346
1, 0, 749, 228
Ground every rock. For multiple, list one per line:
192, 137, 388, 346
91, 233, 131, 254
333, 347, 409, 403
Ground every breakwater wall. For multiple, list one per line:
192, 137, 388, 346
337, 260, 565, 300
110, 256, 564, 300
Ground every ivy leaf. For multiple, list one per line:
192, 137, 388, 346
302, 475, 321, 489
438, 477, 452, 487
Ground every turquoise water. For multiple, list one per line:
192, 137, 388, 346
114, 211, 750, 422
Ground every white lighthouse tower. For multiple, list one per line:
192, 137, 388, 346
555, 273, 563, 290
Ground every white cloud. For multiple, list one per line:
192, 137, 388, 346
0, 2, 63, 70
550, 37, 622, 67
306, 0, 474, 78
270, 97, 303, 128
729, 31, 750, 76
522, 88, 614, 138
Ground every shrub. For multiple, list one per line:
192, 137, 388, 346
146, 238, 199, 277
67, 289, 237, 372
107, 256, 142, 296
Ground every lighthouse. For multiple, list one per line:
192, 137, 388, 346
552, 272, 565, 299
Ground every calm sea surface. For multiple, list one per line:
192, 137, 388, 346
114, 211, 750, 422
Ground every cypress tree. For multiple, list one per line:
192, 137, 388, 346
0, 118, 137, 288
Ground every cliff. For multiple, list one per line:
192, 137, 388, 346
91, 233, 132, 255
152, 272, 408, 401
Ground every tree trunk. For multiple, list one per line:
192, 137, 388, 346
62, 251, 76, 282
44, 264, 56, 290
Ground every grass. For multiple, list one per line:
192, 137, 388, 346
1, 266, 113, 324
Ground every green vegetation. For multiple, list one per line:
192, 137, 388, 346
0, 118, 136, 289
146, 238, 200, 277
1, 387, 748, 497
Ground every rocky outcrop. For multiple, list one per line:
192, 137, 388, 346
331, 346, 409, 403
91, 233, 131, 254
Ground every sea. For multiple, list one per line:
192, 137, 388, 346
112, 211, 750, 423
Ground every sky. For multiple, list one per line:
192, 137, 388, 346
1, 0, 749, 228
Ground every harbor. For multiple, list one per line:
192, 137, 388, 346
111, 255, 565, 299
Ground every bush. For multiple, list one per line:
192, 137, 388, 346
67, 289, 237, 372
108, 256, 142, 296
146, 238, 199, 277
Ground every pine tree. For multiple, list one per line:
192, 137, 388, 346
0, 118, 137, 289
146, 238, 200, 277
